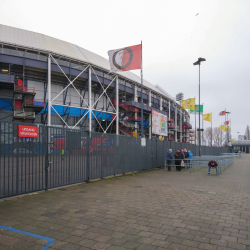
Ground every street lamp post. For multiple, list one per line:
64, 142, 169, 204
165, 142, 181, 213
193, 57, 206, 157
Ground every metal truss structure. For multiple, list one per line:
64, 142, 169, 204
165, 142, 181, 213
48, 55, 119, 134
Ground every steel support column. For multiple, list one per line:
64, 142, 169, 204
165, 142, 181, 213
175, 105, 177, 142
149, 113, 152, 139
89, 67, 92, 133
180, 109, 182, 143
134, 84, 138, 102
47, 55, 51, 126
149, 91, 152, 107
168, 100, 170, 118
116, 76, 119, 135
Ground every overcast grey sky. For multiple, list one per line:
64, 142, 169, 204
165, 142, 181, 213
0, 0, 249, 139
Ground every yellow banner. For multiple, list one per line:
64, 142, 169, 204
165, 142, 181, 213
181, 98, 195, 110
219, 125, 226, 130
203, 113, 211, 122
223, 128, 230, 132
231, 138, 236, 142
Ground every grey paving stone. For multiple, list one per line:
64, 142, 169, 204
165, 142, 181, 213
122, 240, 140, 249
0, 155, 250, 250
168, 243, 188, 250
228, 242, 247, 250
136, 244, 157, 250
198, 243, 218, 250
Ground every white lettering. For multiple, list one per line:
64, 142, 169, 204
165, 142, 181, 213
22, 127, 36, 132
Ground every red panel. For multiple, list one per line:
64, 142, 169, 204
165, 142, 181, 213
15, 100, 22, 109
18, 125, 39, 138
17, 80, 23, 86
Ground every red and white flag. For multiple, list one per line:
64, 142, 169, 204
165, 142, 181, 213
219, 110, 226, 116
108, 44, 142, 73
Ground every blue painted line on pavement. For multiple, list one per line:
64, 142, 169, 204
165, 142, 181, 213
0, 225, 55, 250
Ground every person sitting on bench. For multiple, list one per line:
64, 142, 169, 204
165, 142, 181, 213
208, 160, 219, 175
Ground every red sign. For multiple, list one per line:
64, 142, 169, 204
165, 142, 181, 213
18, 125, 38, 138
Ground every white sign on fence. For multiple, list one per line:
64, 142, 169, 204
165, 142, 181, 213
141, 138, 146, 147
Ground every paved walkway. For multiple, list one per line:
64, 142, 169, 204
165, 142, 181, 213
0, 155, 249, 250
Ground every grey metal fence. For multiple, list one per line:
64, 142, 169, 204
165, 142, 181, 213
0, 121, 228, 199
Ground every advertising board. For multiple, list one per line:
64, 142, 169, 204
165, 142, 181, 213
152, 110, 168, 136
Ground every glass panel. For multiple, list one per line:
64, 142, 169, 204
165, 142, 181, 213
59, 60, 69, 67
93, 69, 103, 77
126, 82, 132, 88
119, 79, 125, 85
2, 48, 11, 55
104, 73, 113, 80
10, 50, 24, 57
37, 54, 47, 62
71, 62, 81, 70
25, 52, 38, 60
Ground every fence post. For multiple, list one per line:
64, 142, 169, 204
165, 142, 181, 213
45, 126, 49, 191
114, 135, 116, 176
133, 137, 135, 172
156, 139, 158, 168
86, 131, 90, 182
101, 136, 103, 179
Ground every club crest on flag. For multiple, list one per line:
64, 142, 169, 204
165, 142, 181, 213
181, 98, 195, 110
203, 113, 211, 122
219, 110, 226, 116
108, 44, 142, 73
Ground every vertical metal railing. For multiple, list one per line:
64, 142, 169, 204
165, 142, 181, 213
0, 120, 229, 199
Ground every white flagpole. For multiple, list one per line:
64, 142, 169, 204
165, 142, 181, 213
141, 41, 143, 138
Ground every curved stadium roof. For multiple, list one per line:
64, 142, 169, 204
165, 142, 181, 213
0, 24, 175, 101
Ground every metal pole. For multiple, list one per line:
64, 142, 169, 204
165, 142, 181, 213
199, 63, 201, 157
211, 112, 212, 146
48, 55, 51, 126
180, 109, 182, 143
149, 113, 152, 139
141, 41, 143, 138
116, 76, 119, 135
225, 108, 227, 144
175, 105, 177, 142
230, 118, 231, 142
195, 103, 196, 145
202, 103, 204, 146
168, 100, 170, 118
89, 66, 92, 134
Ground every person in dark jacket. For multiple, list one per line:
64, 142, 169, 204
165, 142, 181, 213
167, 149, 173, 171
174, 149, 184, 171
208, 160, 219, 175
184, 148, 189, 159
183, 148, 189, 167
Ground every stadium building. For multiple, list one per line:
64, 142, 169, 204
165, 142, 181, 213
0, 24, 193, 142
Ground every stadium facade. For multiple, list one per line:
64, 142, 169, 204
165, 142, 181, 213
0, 24, 193, 142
